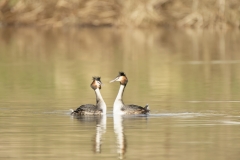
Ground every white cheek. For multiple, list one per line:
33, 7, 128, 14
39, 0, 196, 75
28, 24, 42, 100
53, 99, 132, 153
118, 77, 123, 81
96, 81, 102, 85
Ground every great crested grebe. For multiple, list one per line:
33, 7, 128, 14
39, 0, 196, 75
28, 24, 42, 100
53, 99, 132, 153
71, 77, 106, 115
110, 72, 150, 115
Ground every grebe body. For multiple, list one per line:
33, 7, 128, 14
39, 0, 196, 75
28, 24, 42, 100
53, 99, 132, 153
71, 77, 106, 116
110, 72, 149, 115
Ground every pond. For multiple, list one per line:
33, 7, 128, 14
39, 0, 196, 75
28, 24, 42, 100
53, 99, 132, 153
0, 28, 240, 160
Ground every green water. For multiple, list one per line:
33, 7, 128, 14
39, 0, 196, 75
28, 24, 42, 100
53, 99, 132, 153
0, 28, 240, 160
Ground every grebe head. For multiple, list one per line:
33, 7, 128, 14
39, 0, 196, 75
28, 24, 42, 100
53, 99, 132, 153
91, 76, 102, 90
110, 72, 128, 85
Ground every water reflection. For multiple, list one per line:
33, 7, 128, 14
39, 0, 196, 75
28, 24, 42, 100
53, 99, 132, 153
114, 115, 126, 159
75, 115, 106, 153
1, 28, 240, 160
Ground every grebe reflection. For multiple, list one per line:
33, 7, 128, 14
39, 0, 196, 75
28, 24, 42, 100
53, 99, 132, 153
75, 115, 106, 153
114, 114, 127, 159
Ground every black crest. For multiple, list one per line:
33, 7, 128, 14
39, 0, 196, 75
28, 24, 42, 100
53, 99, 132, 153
92, 76, 101, 81
119, 72, 126, 76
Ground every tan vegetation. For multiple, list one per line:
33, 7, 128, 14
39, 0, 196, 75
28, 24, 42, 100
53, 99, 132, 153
0, 0, 239, 29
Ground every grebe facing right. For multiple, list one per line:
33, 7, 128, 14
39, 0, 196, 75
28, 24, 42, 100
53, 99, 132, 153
110, 72, 150, 115
71, 77, 106, 116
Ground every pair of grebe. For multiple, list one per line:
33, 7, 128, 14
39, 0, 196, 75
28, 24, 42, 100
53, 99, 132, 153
71, 72, 149, 115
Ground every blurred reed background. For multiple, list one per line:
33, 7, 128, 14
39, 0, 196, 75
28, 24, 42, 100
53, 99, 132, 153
0, 0, 239, 29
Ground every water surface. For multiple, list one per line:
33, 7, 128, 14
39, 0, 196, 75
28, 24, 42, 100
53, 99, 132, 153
0, 28, 240, 160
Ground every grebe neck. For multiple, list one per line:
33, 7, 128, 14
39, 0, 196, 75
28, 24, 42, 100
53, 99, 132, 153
113, 85, 126, 114
116, 84, 126, 101
94, 88, 106, 114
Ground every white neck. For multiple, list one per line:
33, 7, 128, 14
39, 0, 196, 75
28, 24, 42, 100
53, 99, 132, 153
113, 85, 125, 114
95, 88, 107, 114
116, 84, 125, 100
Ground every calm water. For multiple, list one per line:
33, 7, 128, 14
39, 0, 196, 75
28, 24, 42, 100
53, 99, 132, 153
0, 28, 240, 160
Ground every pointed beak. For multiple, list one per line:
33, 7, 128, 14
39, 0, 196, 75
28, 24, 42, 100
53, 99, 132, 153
110, 77, 119, 83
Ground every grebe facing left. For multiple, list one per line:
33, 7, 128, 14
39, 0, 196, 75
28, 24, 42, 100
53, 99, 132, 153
71, 77, 106, 116
110, 72, 150, 115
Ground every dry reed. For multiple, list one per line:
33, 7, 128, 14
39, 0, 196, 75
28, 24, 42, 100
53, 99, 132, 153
0, 0, 239, 29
